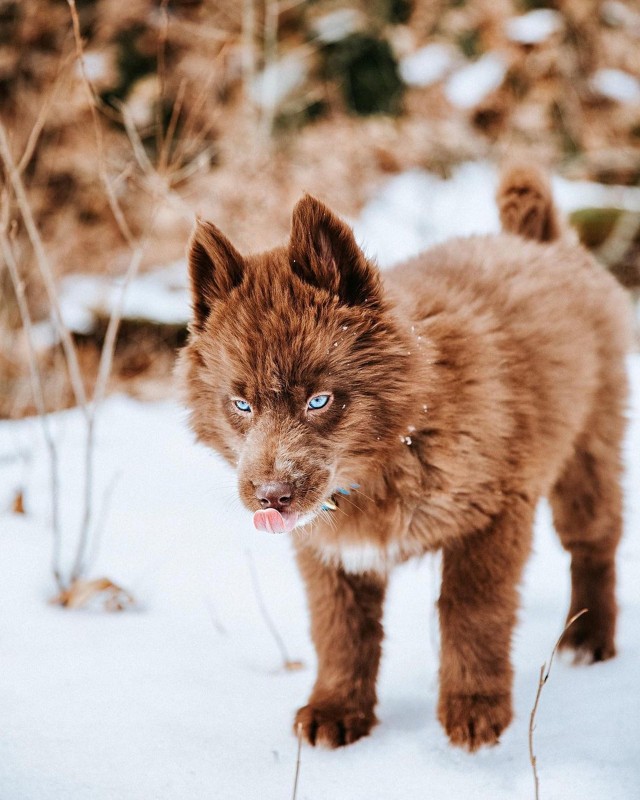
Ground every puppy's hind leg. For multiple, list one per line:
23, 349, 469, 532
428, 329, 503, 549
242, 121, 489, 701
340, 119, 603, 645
550, 411, 626, 663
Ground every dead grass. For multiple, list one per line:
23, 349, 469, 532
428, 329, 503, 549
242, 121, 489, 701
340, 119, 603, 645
528, 609, 588, 800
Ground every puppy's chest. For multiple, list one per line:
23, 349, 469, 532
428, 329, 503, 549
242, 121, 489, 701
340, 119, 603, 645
311, 507, 444, 575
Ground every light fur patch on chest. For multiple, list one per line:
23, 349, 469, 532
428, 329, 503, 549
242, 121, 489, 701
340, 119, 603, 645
314, 539, 402, 575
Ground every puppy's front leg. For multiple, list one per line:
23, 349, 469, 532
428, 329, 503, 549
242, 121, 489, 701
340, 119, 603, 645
438, 499, 534, 751
294, 544, 386, 748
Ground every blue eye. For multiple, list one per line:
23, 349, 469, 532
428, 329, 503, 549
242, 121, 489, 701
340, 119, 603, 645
234, 399, 252, 412
308, 394, 331, 411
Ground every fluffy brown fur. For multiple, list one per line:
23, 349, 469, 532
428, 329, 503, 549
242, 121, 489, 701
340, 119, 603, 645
179, 165, 632, 751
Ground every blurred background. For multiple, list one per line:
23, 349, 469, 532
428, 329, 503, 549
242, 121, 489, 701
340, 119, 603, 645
1, 0, 640, 419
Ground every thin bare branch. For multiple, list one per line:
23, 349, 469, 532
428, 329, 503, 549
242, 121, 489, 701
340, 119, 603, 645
119, 103, 157, 179
70, 238, 148, 582
118, 101, 197, 224
291, 723, 303, 800
160, 78, 187, 175
597, 210, 640, 268
0, 199, 63, 590
17, 54, 75, 175
166, 66, 221, 177
529, 609, 588, 800
66, 0, 135, 246
205, 597, 228, 636
156, 0, 170, 173
85, 471, 122, 575
245, 548, 304, 671
0, 119, 89, 415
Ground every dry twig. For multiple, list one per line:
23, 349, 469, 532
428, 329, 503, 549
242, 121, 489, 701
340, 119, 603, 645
245, 548, 304, 672
66, 0, 135, 246
0, 119, 89, 414
70, 236, 151, 582
529, 609, 588, 800
17, 53, 75, 175
0, 197, 64, 589
291, 722, 303, 800
2, 0, 204, 602
51, 577, 135, 611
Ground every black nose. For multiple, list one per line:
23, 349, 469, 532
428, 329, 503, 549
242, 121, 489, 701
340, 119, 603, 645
255, 482, 294, 511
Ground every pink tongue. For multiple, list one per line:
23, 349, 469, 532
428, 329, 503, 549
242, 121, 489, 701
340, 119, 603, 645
253, 508, 299, 534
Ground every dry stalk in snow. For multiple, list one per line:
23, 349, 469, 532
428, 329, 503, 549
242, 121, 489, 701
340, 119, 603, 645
291, 722, 303, 800
0, 118, 89, 413
66, 0, 134, 247
245, 549, 304, 672
529, 608, 588, 800
0, 1, 194, 608
0, 197, 64, 590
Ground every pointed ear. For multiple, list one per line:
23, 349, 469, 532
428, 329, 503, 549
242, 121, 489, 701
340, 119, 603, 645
289, 195, 380, 307
187, 219, 245, 328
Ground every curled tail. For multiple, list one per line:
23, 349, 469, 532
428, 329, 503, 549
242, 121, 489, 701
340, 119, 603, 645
497, 164, 561, 243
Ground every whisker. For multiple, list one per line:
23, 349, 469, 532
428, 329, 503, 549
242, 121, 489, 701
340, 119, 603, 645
336, 493, 365, 514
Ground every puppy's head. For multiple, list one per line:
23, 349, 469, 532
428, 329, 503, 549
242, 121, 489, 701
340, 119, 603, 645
181, 196, 411, 533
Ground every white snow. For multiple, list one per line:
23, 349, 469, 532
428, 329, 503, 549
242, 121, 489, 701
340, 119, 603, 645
1, 361, 639, 799
353, 161, 640, 268
399, 43, 457, 87
251, 52, 310, 111
58, 261, 191, 334
444, 54, 506, 109
601, 0, 640, 29
75, 52, 109, 83
353, 162, 500, 266
2, 167, 640, 799
311, 8, 364, 44
505, 9, 563, 45
591, 68, 640, 104
552, 172, 640, 213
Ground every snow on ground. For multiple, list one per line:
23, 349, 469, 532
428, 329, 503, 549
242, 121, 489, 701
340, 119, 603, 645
58, 261, 191, 334
505, 9, 563, 45
399, 43, 457, 88
353, 161, 640, 268
444, 54, 507, 110
591, 68, 640, 104
2, 170, 640, 799
1, 362, 639, 800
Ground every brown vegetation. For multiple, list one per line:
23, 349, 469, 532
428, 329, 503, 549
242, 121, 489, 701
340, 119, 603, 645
1, 0, 639, 419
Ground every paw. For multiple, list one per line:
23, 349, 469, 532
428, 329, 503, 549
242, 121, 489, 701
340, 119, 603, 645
294, 701, 376, 748
559, 612, 616, 664
438, 693, 512, 752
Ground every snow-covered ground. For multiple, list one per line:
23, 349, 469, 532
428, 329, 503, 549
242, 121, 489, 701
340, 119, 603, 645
2, 169, 640, 799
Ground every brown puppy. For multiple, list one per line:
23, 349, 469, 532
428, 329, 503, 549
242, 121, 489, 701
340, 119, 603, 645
179, 166, 632, 751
